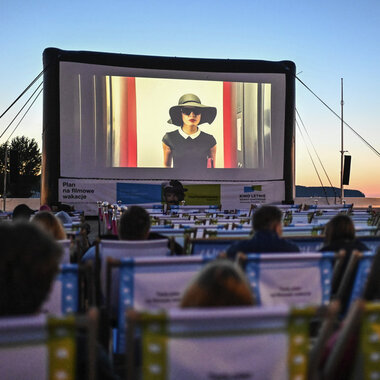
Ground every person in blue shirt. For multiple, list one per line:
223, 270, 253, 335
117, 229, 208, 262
226, 205, 299, 259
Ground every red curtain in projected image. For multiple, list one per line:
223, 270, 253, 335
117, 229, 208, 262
223, 82, 237, 168
119, 77, 137, 167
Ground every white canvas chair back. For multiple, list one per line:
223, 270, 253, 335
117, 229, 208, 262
58, 239, 71, 264
100, 239, 169, 261
99, 239, 169, 298
41, 264, 79, 315
0, 315, 49, 380
113, 255, 210, 353
129, 305, 316, 380
0, 313, 93, 380
245, 252, 335, 306
190, 238, 243, 256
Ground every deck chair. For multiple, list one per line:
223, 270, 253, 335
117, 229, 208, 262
360, 236, 380, 253
95, 239, 169, 304
148, 227, 197, 249
107, 255, 211, 353
287, 236, 324, 252
127, 305, 317, 380
187, 237, 246, 256
41, 264, 79, 315
204, 228, 251, 238
362, 248, 380, 301
282, 225, 324, 237
355, 226, 379, 236
347, 251, 376, 309
307, 300, 341, 380
0, 309, 97, 380
322, 299, 380, 380
242, 253, 335, 306
334, 250, 374, 315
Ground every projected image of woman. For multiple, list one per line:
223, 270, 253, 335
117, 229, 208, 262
162, 94, 217, 169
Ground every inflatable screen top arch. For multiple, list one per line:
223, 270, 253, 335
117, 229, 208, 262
42, 48, 295, 212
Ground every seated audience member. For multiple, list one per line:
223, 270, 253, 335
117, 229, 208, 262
32, 211, 67, 240
180, 260, 255, 307
0, 222, 62, 315
83, 205, 183, 262
162, 180, 187, 206
119, 205, 150, 240
0, 222, 120, 380
12, 203, 35, 221
320, 214, 369, 253
226, 205, 299, 259
320, 215, 369, 298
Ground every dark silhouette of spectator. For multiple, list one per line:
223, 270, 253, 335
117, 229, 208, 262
320, 214, 369, 253
0, 222, 61, 315
118, 206, 151, 240
12, 203, 35, 221
180, 260, 254, 307
32, 211, 67, 240
162, 180, 187, 206
226, 205, 299, 259
0, 222, 120, 379
320, 214, 369, 300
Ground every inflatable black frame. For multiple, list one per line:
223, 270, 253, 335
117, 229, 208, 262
42, 47, 296, 206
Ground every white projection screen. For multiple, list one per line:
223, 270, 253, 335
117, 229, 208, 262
42, 49, 296, 207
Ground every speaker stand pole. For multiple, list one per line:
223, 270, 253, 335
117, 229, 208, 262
340, 78, 344, 205
3, 144, 7, 212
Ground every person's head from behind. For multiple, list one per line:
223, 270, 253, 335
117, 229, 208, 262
324, 214, 356, 245
252, 205, 283, 235
32, 211, 67, 240
180, 260, 254, 307
118, 206, 150, 240
0, 222, 62, 316
162, 180, 186, 205
12, 203, 34, 221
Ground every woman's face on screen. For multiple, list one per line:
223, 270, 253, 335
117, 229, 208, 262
181, 108, 201, 127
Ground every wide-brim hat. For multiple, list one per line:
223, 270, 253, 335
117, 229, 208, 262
168, 93, 217, 126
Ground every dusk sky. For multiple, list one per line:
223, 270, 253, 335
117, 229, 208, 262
1, 1, 379, 196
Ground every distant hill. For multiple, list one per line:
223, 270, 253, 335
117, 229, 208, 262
296, 186, 365, 198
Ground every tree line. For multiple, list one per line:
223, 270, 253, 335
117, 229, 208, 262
0, 136, 41, 198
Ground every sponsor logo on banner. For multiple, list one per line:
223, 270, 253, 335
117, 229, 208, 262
240, 185, 266, 203
220, 182, 285, 209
